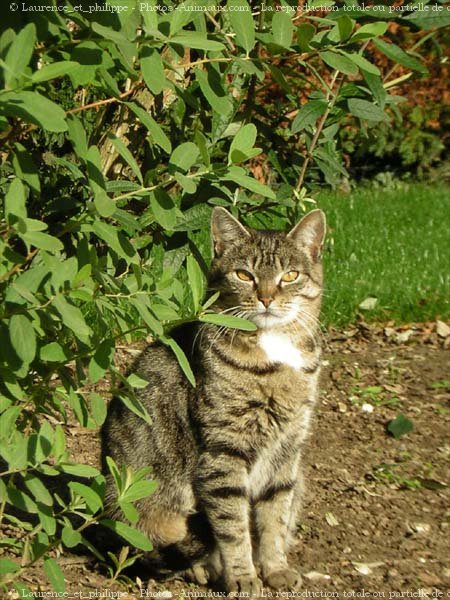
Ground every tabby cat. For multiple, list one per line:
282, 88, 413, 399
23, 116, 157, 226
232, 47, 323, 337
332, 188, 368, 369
101, 207, 326, 595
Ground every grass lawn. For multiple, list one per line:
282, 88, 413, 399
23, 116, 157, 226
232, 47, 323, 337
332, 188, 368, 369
315, 183, 450, 327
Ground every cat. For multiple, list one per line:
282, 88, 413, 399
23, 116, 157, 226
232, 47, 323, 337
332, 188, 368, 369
101, 206, 326, 596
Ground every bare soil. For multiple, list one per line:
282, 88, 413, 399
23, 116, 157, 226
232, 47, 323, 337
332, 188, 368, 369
3, 323, 450, 599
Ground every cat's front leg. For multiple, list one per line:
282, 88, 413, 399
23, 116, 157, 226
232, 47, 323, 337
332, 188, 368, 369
254, 452, 302, 590
195, 450, 262, 596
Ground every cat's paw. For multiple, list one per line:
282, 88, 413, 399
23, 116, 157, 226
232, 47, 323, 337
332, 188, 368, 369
184, 563, 209, 586
264, 568, 302, 590
226, 575, 263, 597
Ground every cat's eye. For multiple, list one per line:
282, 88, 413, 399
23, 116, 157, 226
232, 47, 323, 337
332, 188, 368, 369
281, 270, 300, 283
236, 269, 254, 282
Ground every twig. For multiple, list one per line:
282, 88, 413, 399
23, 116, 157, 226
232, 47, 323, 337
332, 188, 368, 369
66, 87, 136, 115
295, 69, 342, 193
0, 248, 39, 284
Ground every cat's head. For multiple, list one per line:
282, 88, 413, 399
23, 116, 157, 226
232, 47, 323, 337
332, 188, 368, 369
209, 207, 326, 331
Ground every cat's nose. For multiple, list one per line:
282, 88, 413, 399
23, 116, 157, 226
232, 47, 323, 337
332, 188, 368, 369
258, 296, 273, 309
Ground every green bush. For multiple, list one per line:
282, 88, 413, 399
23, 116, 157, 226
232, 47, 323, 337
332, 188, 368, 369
0, 0, 444, 592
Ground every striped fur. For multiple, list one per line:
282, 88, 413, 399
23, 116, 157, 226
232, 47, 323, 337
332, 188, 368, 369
101, 208, 326, 595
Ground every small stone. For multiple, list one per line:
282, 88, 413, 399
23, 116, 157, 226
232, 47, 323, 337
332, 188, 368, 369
338, 402, 348, 413
436, 320, 450, 338
396, 329, 414, 343
420, 573, 442, 586
388, 569, 399, 579
361, 403, 374, 413
408, 522, 431, 535
304, 571, 331, 581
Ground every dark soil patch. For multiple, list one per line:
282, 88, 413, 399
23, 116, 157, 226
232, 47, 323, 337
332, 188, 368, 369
3, 325, 450, 598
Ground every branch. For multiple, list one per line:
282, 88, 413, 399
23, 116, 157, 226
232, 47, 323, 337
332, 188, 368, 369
295, 69, 342, 193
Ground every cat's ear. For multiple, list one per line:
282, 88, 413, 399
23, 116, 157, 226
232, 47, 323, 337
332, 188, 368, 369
211, 207, 250, 257
287, 209, 326, 261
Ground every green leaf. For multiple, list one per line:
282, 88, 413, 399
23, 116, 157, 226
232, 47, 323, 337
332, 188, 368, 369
126, 102, 172, 154
348, 98, 387, 122
344, 52, 380, 76
131, 296, 163, 335
0, 407, 22, 441
4, 178, 27, 224
387, 414, 414, 439
67, 114, 88, 160
61, 525, 82, 548
170, 31, 225, 51
86, 146, 116, 218
169, 142, 199, 173
119, 500, 140, 524
90, 392, 107, 427
121, 479, 157, 503
1, 92, 67, 132
21, 231, 63, 252
13, 143, 40, 195
24, 475, 53, 507
40, 342, 67, 362
4, 23, 36, 87
43, 558, 65, 593
59, 463, 100, 477
223, 167, 275, 199
228, 123, 259, 163
9, 314, 36, 365
162, 336, 196, 387
373, 39, 428, 75
350, 21, 388, 42
308, 0, 334, 7
89, 339, 114, 384
337, 15, 354, 41
196, 68, 233, 117
174, 173, 197, 194
320, 51, 358, 76
31, 61, 79, 83
126, 373, 149, 389
297, 23, 315, 52
108, 134, 143, 184
69, 482, 103, 513
92, 221, 139, 264
227, 0, 255, 53
140, 46, 166, 95
291, 100, 327, 133
91, 22, 129, 44
186, 255, 204, 312
117, 391, 152, 425
0, 559, 20, 575
362, 70, 386, 108
272, 12, 294, 48
53, 295, 92, 342
150, 189, 178, 230
404, 11, 450, 30
199, 313, 257, 331
100, 519, 153, 551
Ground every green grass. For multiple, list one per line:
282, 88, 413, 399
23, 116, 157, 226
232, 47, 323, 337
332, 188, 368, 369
316, 183, 450, 327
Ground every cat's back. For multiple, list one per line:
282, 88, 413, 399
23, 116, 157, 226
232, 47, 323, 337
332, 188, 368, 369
102, 323, 199, 475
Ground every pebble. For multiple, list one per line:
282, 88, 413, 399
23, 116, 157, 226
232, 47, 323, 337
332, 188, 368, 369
436, 320, 450, 338
304, 571, 331, 581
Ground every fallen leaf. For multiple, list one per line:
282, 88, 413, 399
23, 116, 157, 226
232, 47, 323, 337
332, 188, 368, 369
325, 512, 339, 526
387, 414, 414, 438
359, 297, 378, 311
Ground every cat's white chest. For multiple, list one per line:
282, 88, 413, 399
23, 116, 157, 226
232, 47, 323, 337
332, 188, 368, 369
258, 332, 305, 370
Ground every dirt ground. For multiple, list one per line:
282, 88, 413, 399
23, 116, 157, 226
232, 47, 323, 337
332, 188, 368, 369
3, 322, 450, 599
